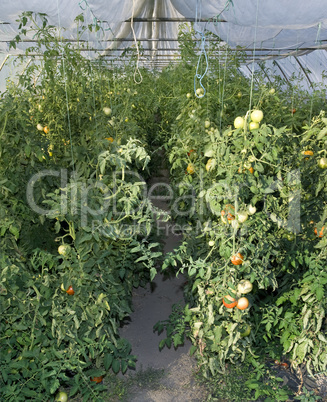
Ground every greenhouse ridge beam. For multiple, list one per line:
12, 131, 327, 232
124, 17, 227, 23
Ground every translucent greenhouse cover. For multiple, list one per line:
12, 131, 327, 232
1, 0, 327, 92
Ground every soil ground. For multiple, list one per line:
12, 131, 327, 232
118, 170, 208, 401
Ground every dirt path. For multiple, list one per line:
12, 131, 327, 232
118, 171, 207, 401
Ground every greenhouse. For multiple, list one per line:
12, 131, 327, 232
1, 1, 327, 401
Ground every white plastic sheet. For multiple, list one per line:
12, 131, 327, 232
0, 0, 327, 87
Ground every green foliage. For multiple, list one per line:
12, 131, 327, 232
0, 12, 164, 401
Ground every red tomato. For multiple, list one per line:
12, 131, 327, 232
66, 286, 75, 296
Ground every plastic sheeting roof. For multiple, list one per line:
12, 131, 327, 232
1, 1, 327, 88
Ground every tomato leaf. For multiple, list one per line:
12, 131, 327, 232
111, 359, 120, 374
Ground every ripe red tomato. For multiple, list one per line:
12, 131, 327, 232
66, 286, 75, 296
236, 297, 249, 310
231, 253, 244, 265
222, 295, 237, 308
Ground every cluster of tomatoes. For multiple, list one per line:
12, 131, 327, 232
222, 279, 253, 311
234, 109, 264, 131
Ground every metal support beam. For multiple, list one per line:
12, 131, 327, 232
294, 56, 314, 89
0, 54, 9, 73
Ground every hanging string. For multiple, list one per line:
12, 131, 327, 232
56, 0, 75, 176
219, 23, 230, 130
248, 0, 260, 116
131, 0, 143, 84
194, 0, 208, 98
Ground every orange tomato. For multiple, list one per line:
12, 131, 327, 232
90, 376, 104, 384
221, 204, 235, 221
106, 137, 114, 142
43, 126, 49, 134
222, 295, 237, 308
186, 164, 195, 174
236, 297, 249, 310
238, 167, 254, 174
66, 286, 75, 296
231, 253, 244, 265
187, 149, 195, 156
314, 226, 325, 237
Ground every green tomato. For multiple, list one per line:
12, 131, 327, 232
55, 391, 68, 402
240, 324, 251, 338
234, 116, 244, 129
237, 211, 248, 223
204, 120, 211, 128
103, 107, 112, 116
249, 121, 259, 131
318, 157, 327, 169
237, 279, 253, 294
250, 109, 263, 123
269, 88, 275, 94
248, 205, 256, 215
196, 88, 204, 96
58, 244, 71, 256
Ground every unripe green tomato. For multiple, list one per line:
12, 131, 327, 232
58, 244, 71, 256
196, 88, 204, 96
234, 116, 244, 129
103, 107, 112, 116
55, 391, 68, 402
240, 324, 251, 337
249, 121, 259, 131
318, 157, 327, 169
250, 109, 263, 123
237, 211, 248, 223
248, 205, 256, 215
237, 279, 253, 294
